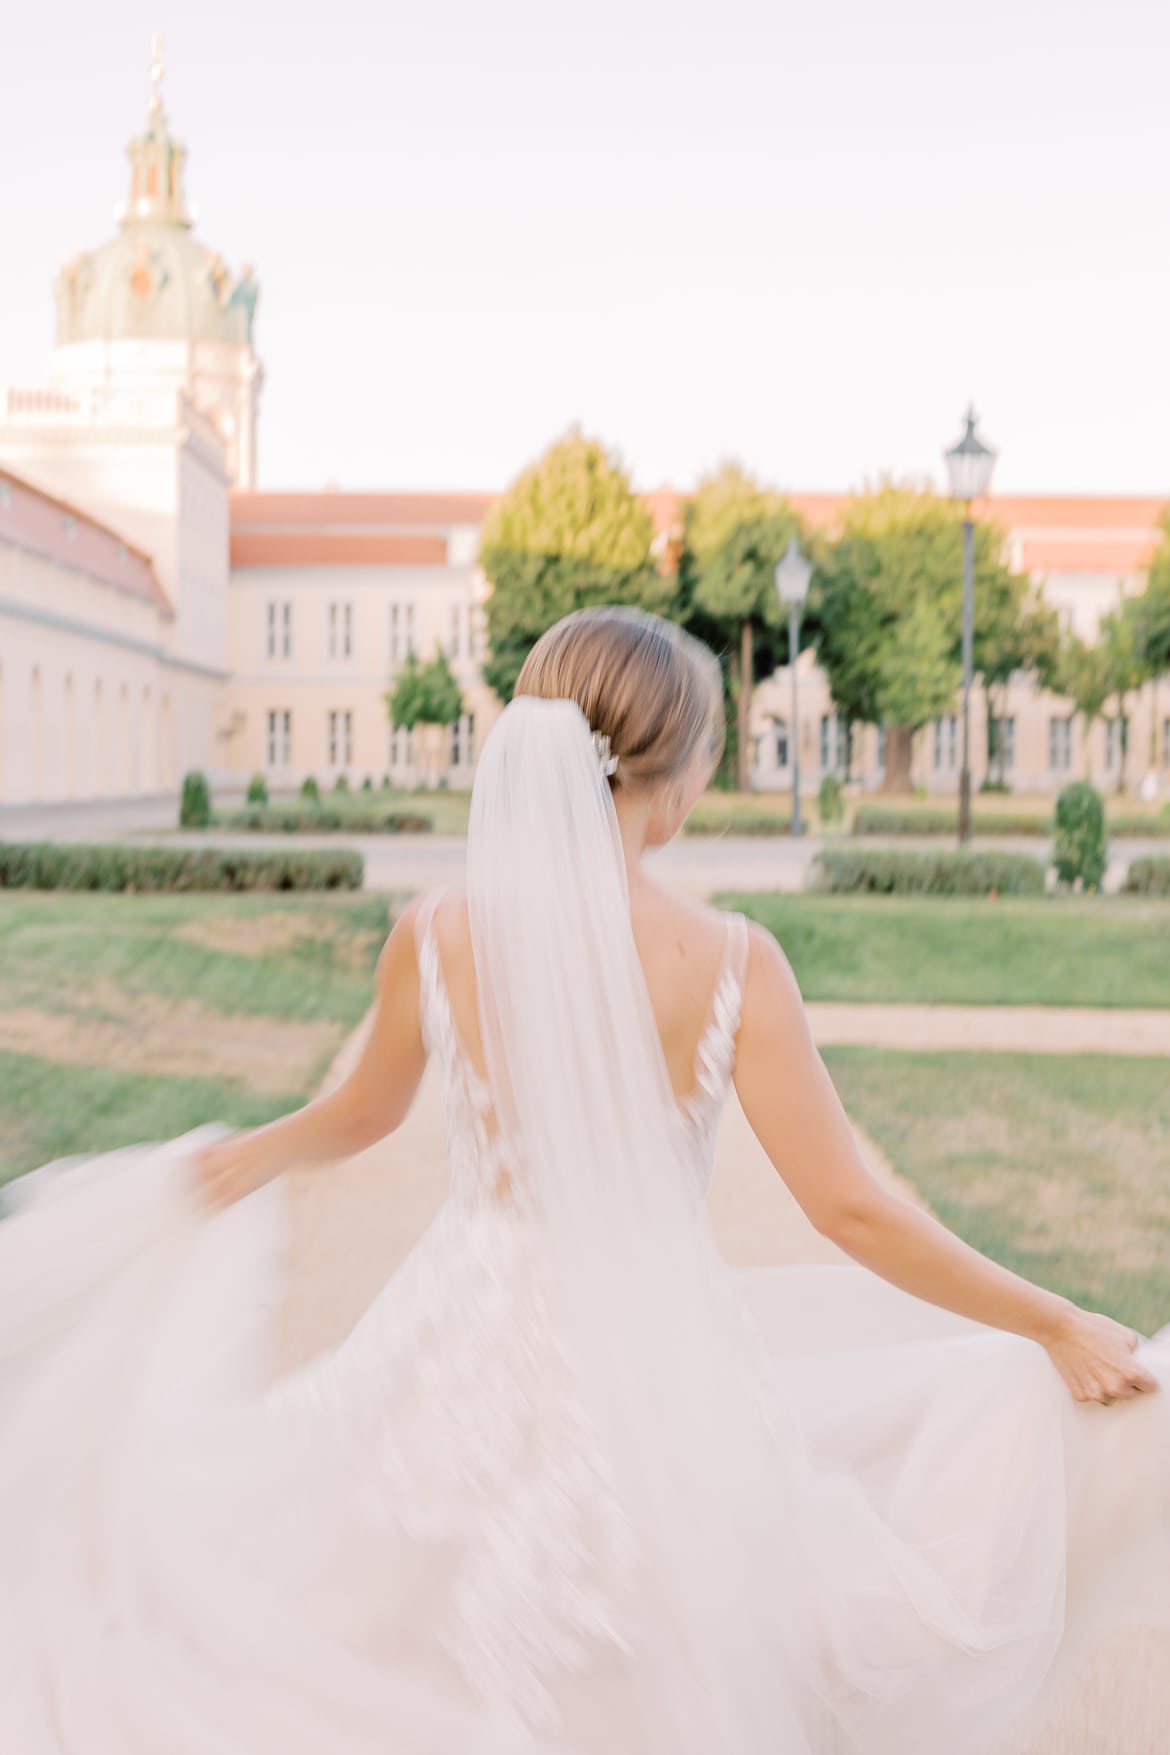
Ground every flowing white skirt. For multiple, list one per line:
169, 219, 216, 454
3, 1130, 1170, 1754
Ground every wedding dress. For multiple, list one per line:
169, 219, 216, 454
3, 694, 1170, 1755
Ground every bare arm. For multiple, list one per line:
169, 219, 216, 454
733, 921, 1155, 1403
195, 898, 428, 1210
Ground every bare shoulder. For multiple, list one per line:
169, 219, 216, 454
738, 917, 810, 1047
629, 875, 734, 959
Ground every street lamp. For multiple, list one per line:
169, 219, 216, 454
775, 537, 812, 838
944, 406, 997, 844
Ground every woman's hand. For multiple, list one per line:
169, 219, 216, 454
193, 1132, 272, 1214
1043, 1306, 1159, 1406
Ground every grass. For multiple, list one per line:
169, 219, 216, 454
718, 892, 1170, 1008
824, 1048, 1170, 1333
0, 891, 394, 1187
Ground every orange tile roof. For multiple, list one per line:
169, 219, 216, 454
230, 531, 448, 568
0, 464, 172, 615
231, 490, 493, 529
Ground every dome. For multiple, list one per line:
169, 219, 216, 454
54, 40, 259, 352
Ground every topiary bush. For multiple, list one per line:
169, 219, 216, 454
852, 804, 1049, 837
179, 770, 211, 829
333, 773, 350, 794
1121, 857, 1170, 897
817, 774, 845, 826
300, 775, 320, 803
1054, 782, 1107, 891
245, 773, 269, 806
812, 847, 1046, 897
217, 808, 433, 835
0, 842, 362, 892
361, 775, 373, 792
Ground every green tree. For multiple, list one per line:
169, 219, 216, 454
479, 429, 673, 702
1132, 517, 1170, 772
1055, 633, 1112, 782
385, 647, 464, 731
813, 486, 1026, 793
680, 465, 806, 790
1100, 602, 1149, 793
976, 575, 1061, 786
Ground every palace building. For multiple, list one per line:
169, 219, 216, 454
0, 49, 1166, 809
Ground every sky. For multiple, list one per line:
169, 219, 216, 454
2, 0, 1168, 499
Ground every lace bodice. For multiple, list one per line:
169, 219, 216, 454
414, 889, 749, 1215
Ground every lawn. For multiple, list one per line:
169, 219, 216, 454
824, 1048, 1170, 1333
718, 893, 1170, 1009
0, 891, 394, 1187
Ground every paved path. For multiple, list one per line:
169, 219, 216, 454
808, 1001, 1170, 1056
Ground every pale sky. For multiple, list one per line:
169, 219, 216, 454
3, 0, 1168, 499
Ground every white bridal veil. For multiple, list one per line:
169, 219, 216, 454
464, 695, 1068, 1755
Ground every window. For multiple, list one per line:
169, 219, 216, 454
389, 602, 416, 664
1048, 716, 1073, 774
1163, 719, 1170, 772
391, 724, 414, 768
819, 713, 848, 774
774, 718, 789, 769
988, 715, 1016, 771
328, 710, 353, 767
450, 712, 476, 768
933, 714, 958, 773
266, 601, 292, 659
449, 603, 461, 659
266, 709, 291, 768
876, 726, 887, 772
1106, 716, 1128, 772
328, 601, 353, 660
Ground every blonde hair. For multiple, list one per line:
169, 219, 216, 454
515, 605, 725, 790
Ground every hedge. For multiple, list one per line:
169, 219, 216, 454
812, 847, 1047, 897
852, 803, 1170, 839
852, 804, 1049, 837
0, 842, 363, 893
683, 811, 792, 836
1121, 857, 1170, 898
215, 807, 433, 834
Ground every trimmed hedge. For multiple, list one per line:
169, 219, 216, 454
852, 804, 1049, 837
0, 842, 363, 893
812, 847, 1046, 897
1121, 857, 1170, 897
683, 811, 792, 836
1053, 781, 1107, 890
215, 807, 433, 834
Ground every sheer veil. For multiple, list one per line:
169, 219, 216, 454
465, 693, 1069, 1755
466, 694, 827, 1753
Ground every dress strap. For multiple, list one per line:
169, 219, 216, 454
687, 910, 750, 1118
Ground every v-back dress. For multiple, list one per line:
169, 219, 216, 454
2, 890, 1170, 1754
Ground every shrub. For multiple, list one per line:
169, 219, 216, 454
0, 842, 362, 892
1121, 857, 1170, 897
1054, 782, 1107, 890
683, 809, 791, 836
852, 804, 1049, 837
300, 775, 320, 802
1107, 808, 1170, 837
817, 774, 845, 826
245, 773, 269, 806
361, 775, 373, 792
333, 773, 350, 794
217, 808, 432, 835
812, 847, 1046, 897
179, 770, 211, 829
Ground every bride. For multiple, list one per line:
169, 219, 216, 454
2, 604, 1168, 1755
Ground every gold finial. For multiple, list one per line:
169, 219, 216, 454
149, 34, 164, 112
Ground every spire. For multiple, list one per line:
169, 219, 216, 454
117, 35, 192, 229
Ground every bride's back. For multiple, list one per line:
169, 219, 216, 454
429, 879, 736, 1113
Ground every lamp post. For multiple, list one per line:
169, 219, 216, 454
943, 406, 997, 845
775, 537, 812, 838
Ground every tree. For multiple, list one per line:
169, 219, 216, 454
1055, 633, 1111, 782
812, 486, 1028, 793
385, 648, 464, 790
976, 576, 1061, 786
1131, 516, 1170, 772
479, 429, 674, 702
1099, 603, 1149, 793
680, 465, 806, 790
